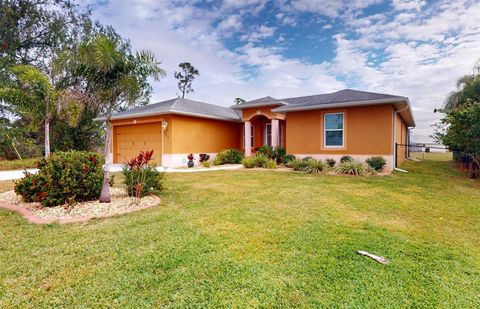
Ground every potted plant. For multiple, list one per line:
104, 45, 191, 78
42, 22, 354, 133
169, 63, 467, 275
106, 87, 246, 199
187, 153, 195, 168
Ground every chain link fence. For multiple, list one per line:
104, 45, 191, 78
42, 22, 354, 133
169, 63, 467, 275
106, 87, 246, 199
396, 143, 478, 179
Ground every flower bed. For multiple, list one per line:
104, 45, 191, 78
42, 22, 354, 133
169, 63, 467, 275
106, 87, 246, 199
0, 187, 160, 224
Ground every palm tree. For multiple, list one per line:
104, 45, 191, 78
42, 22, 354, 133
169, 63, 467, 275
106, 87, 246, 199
445, 62, 480, 110
74, 35, 165, 203
0, 65, 85, 157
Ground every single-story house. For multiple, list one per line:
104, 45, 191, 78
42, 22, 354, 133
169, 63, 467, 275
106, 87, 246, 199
102, 89, 415, 171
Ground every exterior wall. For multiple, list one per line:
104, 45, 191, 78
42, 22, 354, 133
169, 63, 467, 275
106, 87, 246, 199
395, 113, 408, 166
170, 115, 242, 154
286, 104, 396, 170
112, 114, 241, 167
111, 115, 173, 164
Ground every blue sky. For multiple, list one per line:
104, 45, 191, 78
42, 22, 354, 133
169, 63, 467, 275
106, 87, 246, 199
87, 0, 480, 142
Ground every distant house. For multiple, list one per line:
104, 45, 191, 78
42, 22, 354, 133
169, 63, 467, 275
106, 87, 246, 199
100, 89, 415, 171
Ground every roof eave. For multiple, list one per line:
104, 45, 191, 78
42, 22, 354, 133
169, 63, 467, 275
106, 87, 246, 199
272, 97, 406, 112
272, 97, 415, 127
94, 110, 242, 122
230, 101, 289, 109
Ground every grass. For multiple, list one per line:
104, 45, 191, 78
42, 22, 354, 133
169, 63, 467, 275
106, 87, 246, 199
1, 157, 480, 307
0, 157, 39, 171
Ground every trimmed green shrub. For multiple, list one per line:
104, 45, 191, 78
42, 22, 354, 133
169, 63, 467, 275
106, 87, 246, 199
366, 156, 386, 172
202, 161, 211, 168
213, 149, 244, 165
340, 155, 353, 163
14, 151, 103, 207
336, 160, 370, 176
122, 165, 165, 197
14, 172, 48, 203
326, 158, 336, 167
303, 159, 330, 174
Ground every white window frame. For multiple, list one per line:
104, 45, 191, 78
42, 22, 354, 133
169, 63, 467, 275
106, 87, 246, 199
264, 123, 272, 147
243, 125, 254, 148
324, 112, 344, 148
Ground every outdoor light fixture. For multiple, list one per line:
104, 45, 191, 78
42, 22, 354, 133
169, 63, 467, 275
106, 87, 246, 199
162, 119, 168, 130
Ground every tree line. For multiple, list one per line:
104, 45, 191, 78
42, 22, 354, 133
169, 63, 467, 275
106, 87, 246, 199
434, 60, 480, 166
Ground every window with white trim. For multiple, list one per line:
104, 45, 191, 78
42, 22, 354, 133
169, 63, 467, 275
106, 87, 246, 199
264, 124, 272, 147
324, 113, 344, 147
243, 125, 254, 148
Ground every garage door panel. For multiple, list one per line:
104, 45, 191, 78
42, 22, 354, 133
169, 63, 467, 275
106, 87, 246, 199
114, 123, 162, 164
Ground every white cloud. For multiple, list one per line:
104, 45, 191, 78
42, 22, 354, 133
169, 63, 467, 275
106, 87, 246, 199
240, 25, 276, 42
292, 0, 383, 17
217, 14, 242, 32
323, 24, 333, 30
392, 0, 427, 11
331, 0, 480, 141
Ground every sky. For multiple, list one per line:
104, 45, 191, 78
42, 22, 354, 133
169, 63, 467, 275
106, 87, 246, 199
85, 0, 480, 142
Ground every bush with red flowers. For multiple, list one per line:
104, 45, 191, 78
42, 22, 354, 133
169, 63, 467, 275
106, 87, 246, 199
14, 151, 104, 207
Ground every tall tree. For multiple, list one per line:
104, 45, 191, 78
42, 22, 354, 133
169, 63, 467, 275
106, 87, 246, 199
444, 62, 480, 111
0, 65, 87, 157
174, 62, 199, 98
73, 35, 165, 203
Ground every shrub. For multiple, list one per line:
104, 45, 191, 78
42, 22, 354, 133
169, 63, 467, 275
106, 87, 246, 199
303, 159, 330, 174
14, 151, 104, 207
336, 160, 370, 176
14, 172, 48, 203
366, 156, 386, 172
282, 154, 296, 164
258, 146, 286, 163
213, 149, 244, 165
340, 155, 353, 163
302, 156, 315, 162
199, 153, 210, 162
242, 156, 257, 168
241, 154, 274, 168
326, 158, 336, 167
202, 160, 211, 168
265, 158, 277, 169
288, 158, 308, 171
123, 165, 164, 197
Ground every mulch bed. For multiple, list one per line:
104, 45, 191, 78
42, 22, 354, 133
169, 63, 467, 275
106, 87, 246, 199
0, 187, 160, 224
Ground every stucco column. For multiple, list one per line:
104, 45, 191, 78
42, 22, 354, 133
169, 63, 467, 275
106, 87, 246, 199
271, 119, 279, 148
244, 121, 252, 157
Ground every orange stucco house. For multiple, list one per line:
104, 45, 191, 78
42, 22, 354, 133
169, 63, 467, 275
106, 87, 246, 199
104, 89, 415, 171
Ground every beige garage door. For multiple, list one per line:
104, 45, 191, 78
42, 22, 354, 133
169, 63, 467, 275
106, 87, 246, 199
115, 123, 162, 165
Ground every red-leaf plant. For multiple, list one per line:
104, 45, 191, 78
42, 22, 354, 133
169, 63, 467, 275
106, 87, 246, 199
126, 150, 154, 204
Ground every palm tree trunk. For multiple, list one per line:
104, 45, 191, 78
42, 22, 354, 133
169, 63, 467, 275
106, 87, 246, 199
99, 119, 112, 203
44, 119, 51, 157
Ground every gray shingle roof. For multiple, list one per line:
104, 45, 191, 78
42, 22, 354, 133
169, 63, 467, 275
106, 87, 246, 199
108, 98, 241, 121
231, 96, 288, 109
280, 89, 406, 108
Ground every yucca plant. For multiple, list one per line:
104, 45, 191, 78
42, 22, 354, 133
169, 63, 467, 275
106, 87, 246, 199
241, 156, 257, 168
265, 158, 277, 169
336, 160, 370, 176
304, 159, 330, 174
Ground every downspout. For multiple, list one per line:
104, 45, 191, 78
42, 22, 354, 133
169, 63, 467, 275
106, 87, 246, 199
393, 103, 409, 170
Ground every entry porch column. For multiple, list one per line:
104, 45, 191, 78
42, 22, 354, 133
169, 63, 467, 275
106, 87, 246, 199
271, 119, 279, 148
244, 121, 251, 157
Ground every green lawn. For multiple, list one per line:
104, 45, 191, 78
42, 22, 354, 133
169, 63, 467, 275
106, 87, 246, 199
1, 158, 479, 307
0, 157, 39, 171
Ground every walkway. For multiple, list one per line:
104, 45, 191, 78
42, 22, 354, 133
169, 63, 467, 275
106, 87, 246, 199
0, 165, 243, 181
